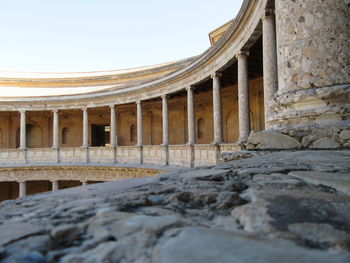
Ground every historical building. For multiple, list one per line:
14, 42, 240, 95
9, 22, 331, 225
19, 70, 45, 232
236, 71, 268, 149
0, 0, 349, 201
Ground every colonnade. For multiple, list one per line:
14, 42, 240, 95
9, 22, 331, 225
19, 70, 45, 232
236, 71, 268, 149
14, 10, 277, 151
18, 180, 89, 198
0, 9, 279, 200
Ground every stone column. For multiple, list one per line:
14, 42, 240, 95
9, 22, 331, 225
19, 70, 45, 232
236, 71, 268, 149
82, 108, 89, 147
212, 73, 223, 144
52, 110, 59, 148
186, 86, 195, 145
81, 181, 87, 186
110, 105, 117, 146
19, 110, 26, 149
161, 95, 169, 145
262, 9, 278, 128
52, 181, 59, 191
237, 51, 250, 142
136, 101, 143, 146
19, 181, 26, 198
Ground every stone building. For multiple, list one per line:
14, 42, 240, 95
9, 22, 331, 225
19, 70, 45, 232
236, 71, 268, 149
0, 0, 349, 201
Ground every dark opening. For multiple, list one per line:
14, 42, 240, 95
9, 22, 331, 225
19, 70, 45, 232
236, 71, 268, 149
62, 127, 69, 144
91, 124, 110, 146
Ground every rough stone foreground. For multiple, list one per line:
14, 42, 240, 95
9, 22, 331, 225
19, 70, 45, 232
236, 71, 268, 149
1, 151, 350, 263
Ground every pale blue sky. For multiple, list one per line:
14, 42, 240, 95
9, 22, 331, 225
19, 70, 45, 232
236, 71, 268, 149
0, 0, 243, 72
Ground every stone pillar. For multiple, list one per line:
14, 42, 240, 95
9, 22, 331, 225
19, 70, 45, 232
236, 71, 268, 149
136, 101, 143, 146
19, 110, 26, 149
275, 0, 350, 94
186, 86, 195, 145
262, 9, 278, 128
52, 181, 59, 191
81, 181, 87, 186
52, 110, 59, 148
19, 181, 26, 198
237, 51, 250, 142
273, 0, 350, 130
82, 108, 89, 147
161, 95, 169, 145
212, 73, 223, 144
110, 105, 117, 146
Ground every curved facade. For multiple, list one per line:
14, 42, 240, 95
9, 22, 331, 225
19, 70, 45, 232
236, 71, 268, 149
0, 0, 349, 200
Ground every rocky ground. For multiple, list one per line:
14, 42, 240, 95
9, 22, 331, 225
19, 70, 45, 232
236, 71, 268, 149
0, 150, 350, 263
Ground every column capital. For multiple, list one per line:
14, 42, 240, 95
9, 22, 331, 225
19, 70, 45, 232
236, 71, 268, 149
52, 109, 59, 113
19, 109, 26, 114
136, 100, 142, 105
262, 8, 275, 20
211, 72, 222, 79
236, 50, 250, 59
161, 94, 168, 100
17, 180, 26, 183
82, 107, 88, 111
109, 104, 115, 109
186, 86, 195, 92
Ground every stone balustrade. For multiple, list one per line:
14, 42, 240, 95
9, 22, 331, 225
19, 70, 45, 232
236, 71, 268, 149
0, 144, 240, 168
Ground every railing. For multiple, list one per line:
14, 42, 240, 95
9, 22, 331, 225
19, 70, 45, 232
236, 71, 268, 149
143, 145, 165, 165
116, 146, 142, 164
168, 145, 192, 167
27, 148, 58, 164
194, 144, 219, 167
59, 147, 87, 163
0, 144, 241, 167
88, 147, 115, 163
0, 148, 25, 164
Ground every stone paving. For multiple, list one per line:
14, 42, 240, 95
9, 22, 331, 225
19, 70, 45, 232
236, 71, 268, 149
0, 150, 350, 263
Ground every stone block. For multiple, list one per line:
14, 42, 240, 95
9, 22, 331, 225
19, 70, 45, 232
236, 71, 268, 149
340, 130, 350, 141
152, 227, 350, 263
310, 137, 340, 149
247, 131, 302, 150
289, 171, 350, 195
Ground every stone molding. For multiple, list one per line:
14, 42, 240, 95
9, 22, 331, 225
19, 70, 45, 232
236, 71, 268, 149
0, 166, 162, 182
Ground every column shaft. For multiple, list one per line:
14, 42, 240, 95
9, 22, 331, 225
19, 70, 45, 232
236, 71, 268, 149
237, 51, 250, 142
19, 181, 26, 198
53, 110, 59, 148
52, 181, 59, 191
110, 105, 117, 146
187, 87, 195, 145
136, 101, 143, 146
82, 108, 89, 147
262, 10, 278, 128
212, 73, 223, 144
19, 111, 26, 149
162, 95, 169, 145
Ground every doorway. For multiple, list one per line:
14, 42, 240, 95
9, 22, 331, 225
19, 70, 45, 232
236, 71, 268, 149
91, 124, 110, 146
